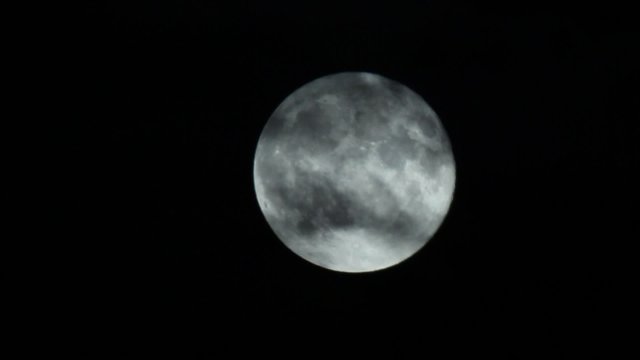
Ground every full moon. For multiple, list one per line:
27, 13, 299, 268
253, 72, 456, 272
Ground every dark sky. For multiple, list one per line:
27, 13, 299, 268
22, 0, 635, 355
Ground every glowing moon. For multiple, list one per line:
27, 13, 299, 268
253, 72, 455, 272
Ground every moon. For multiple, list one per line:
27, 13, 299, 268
253, 72, 456, 272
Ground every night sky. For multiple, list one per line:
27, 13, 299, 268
23, 0, 635, 355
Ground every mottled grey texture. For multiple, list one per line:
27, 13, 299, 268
254, 72, 455, 272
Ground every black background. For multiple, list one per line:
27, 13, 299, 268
21, 0, 636, 355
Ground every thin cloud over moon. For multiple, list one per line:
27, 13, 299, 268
254, 72, 456, 272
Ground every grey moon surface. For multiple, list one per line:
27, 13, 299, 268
253, 72, 456, 273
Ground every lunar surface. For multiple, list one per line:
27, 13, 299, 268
253, 72, 455, 272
